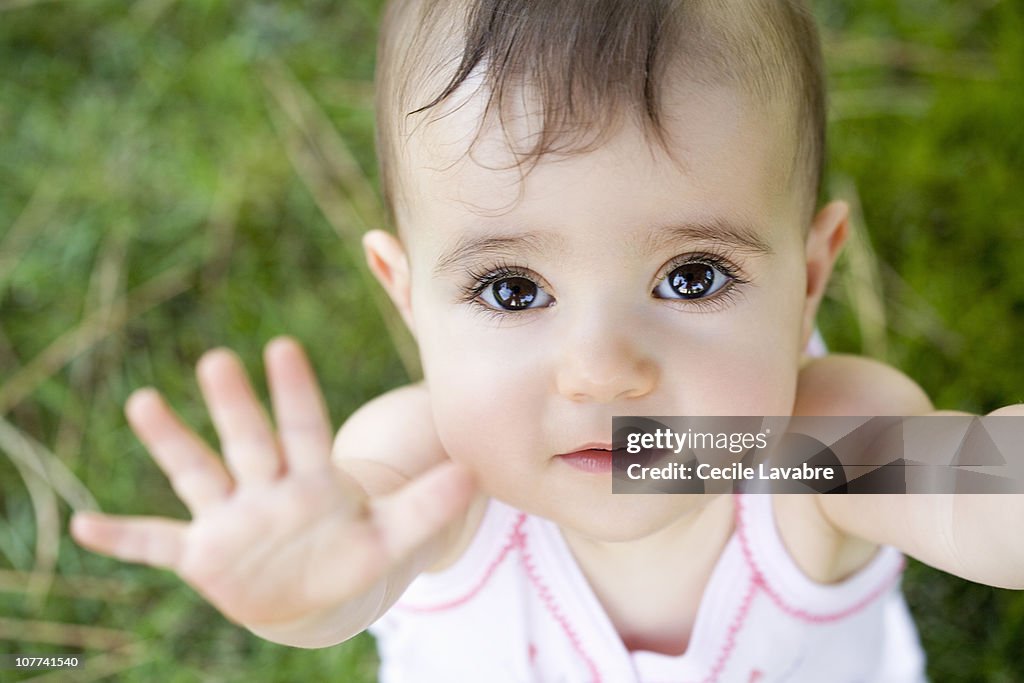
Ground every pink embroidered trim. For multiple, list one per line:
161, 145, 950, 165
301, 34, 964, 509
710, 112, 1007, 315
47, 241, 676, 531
612, 495, 905, 683
734, 494, 905, 623
646, 576, 763, 683
700, 576, 759, 683
395, 513, 526, 613
393, 512, 604, 681
519, 520, 604, 683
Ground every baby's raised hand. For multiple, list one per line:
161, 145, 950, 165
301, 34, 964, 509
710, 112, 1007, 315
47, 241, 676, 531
71, 338, 473, 634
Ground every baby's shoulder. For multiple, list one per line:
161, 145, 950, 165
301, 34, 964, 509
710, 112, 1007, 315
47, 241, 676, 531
332, 381, 448, 488
785, 354, 931, 582
331, 381, 489, 572
795, 353, 933, 416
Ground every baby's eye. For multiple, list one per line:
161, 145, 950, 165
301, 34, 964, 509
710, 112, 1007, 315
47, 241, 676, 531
479, 276, 554, 311
653, 260, 732, 300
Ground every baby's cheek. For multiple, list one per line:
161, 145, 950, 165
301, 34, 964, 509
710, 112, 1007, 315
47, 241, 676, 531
429, 365, 534, 471
730, 350, 800, 414
423, 322, 544, 452
674, 336, 799, 415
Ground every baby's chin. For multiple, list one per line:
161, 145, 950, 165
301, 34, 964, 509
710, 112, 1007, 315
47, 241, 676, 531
504, 487, 717, 543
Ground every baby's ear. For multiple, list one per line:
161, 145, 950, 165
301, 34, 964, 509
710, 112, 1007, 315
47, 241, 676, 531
363, 230, 416, 335
801, 200, 850, 346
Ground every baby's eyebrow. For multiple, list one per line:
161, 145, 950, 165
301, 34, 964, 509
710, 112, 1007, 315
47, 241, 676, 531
433, 218, 773, 276
635, 219, 774, 258
433, 231, 564, 276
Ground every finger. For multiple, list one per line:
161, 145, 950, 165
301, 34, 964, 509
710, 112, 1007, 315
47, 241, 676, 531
126, 388, 233, 515
264, 337, 333, 474
197, 348, 281, 485
369, 461, 476, 563
70, 512, 187, 570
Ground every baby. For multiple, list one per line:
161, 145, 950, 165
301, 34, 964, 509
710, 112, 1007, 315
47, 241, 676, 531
70, 0, 1024, 681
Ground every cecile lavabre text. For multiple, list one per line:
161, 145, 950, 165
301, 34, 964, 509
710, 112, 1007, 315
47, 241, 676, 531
625, 461, 837, 482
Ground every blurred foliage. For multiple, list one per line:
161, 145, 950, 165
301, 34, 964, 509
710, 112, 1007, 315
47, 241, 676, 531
0, 0, 1022, 680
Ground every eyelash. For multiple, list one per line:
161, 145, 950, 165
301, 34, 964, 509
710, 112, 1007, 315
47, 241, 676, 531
657, 251, 751, 313
457, 250, 750, 317
458, 260, 543, 321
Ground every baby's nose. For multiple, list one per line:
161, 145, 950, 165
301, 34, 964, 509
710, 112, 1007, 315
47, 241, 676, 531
554, 311, 658, 403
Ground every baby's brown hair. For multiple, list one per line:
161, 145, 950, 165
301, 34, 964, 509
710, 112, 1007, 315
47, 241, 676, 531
375, 0, 826, 230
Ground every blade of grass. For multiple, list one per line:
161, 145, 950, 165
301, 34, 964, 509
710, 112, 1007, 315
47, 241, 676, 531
0, 263, 193, 418
56, 225, 130, 469
131, 0, 179, 32
0, 513, 33, 568
200, 166, 246, 293
258, 59, 420, 378
824, 32, 997, 80
260, 59, 383, 240
6, 448, 60, 605
0, 416, 98, 513
315, 78, 375, 111
830, 86, 933, 121
831, 175, 889, 360
0, 178, 60, 292
0, 569, 135, 603
880, 262, 964, 355
0, 617, 135, 649
0, 0, 64, 12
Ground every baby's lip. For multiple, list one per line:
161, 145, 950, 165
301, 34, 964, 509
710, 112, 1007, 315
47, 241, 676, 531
557, 442, 625, 456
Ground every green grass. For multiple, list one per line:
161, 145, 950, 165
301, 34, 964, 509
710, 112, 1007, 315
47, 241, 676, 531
1, 0, 1023, 680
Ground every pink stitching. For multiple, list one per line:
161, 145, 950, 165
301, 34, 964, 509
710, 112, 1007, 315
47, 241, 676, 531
734, 494, 905, 623
519, 523, 604, 683
700, 576, 759, 683
752, 561, 904, 624
396, 513, 527, 613
647, 576, 762, 683
393, 511, 603, 679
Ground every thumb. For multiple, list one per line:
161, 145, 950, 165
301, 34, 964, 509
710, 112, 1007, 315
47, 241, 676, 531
70, 511, 187, 570
368, 460, 476, 562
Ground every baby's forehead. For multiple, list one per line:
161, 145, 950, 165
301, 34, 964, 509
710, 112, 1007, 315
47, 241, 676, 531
397, 77, 799, 243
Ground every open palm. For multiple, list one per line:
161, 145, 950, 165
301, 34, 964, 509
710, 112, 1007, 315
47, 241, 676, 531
71, 337, 471, 629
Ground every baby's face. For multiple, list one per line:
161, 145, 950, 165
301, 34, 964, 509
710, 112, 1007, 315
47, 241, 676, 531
386, 80, 827, 540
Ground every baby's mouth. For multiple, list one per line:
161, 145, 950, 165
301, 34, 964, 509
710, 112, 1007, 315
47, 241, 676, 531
557, 444, 625, 474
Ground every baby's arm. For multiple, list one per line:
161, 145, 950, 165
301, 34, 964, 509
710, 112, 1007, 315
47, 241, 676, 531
795, 354, 1024, 589
71, 339, 475, 648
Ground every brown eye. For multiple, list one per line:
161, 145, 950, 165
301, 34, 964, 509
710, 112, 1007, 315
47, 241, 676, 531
493, 277, 538, 310
479, 275, 554, 312
670, 263, 714, 298
654, 261, 730, 300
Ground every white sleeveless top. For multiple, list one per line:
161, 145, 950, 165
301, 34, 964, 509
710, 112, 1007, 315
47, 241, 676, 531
370, 494, 927, 682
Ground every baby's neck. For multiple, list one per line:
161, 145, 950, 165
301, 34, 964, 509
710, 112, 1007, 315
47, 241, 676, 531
558, 493, 735, 654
